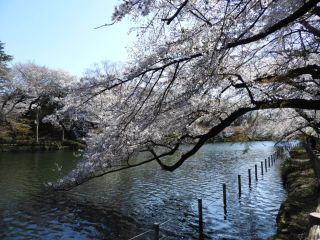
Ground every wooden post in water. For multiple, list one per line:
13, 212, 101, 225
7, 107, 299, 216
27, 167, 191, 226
265, 159, 267, 172
238, 175, 241, 197
154, 223, 160, 240
268, 157, 271, 168
261, 162, 264, 175
255, 164, 258, 181
223, 184, 227, 207
248, 169, 251, 187
198, 199, 203, 240
223, 184, 227, 218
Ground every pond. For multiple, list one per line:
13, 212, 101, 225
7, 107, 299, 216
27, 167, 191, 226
0, 141, 286, 239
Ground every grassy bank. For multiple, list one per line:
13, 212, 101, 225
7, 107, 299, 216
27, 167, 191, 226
274, 146, 319, 240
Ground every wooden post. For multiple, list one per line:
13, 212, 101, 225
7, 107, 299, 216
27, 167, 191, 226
198, 199, 203, 240
265, 159, 267, 172
223, 184, 227, 207
268, 157, 270, 167
248, 169, 251, 187
223, 184, 227, 218
238, 175, 241, 197
154, 223, 160, 240
261, 162, 264, 175
255, 164, 258, 181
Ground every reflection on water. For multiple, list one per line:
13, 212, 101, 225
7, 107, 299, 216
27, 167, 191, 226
0, 142, 286, 239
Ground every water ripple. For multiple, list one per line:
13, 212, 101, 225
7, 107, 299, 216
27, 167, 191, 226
0, 142, 286, 239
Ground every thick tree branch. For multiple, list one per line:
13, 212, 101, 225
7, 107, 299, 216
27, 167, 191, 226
154, 98, 320, 171
301, 20, 320, 37
296, 109, 320, 134
254, 65, 320, 91
161, 0, 189, 25
226, 0, 319, 48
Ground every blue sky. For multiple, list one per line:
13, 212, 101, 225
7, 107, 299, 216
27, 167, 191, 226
0, 0, 135, 77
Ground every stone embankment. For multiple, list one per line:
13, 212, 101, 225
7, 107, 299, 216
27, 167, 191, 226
275, 145, 320, 240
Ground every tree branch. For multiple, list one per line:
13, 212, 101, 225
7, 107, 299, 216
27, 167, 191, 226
254, 65, 320, 88
300, 20, 320, 37
161, 0, 189, 25
226, 0, 319, 48
152, 98, 320, 171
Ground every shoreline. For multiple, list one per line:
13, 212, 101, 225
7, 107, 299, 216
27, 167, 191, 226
274, 145, 319, 239
0, 140, 86, 152
0, 139, 275, 152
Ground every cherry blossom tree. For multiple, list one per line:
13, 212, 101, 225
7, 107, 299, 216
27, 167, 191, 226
0, 63, 76, 142
52, 0, 320, 190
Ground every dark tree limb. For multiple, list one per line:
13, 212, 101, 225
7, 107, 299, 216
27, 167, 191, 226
189, 9, 212, 26
161, 0, 189, 25
296, 109, 320, 134
152, 98, 320, 171
300, 20, 320, 38
254, 64, 320, 84
219, 73, 256, 103
226, 0, 319, 48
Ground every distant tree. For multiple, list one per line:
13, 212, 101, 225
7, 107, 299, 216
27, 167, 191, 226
0, 41, 13, 93
44, 61, 122, 140
1, 63, 76, 142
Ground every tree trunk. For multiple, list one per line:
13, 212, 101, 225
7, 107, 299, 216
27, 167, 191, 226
35, 111, 39, 144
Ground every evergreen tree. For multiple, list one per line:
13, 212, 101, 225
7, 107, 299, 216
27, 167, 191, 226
0, 41, 13, 92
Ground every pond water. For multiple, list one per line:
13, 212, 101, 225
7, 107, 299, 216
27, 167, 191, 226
0, 141, 286, 240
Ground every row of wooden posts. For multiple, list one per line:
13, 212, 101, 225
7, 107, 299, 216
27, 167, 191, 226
198, 143, 297, 239
221, 151, 279, 217
200, 152, 280, 238
129, 142, 297, 240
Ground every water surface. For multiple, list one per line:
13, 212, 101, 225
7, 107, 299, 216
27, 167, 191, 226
0, 142, 286, 239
